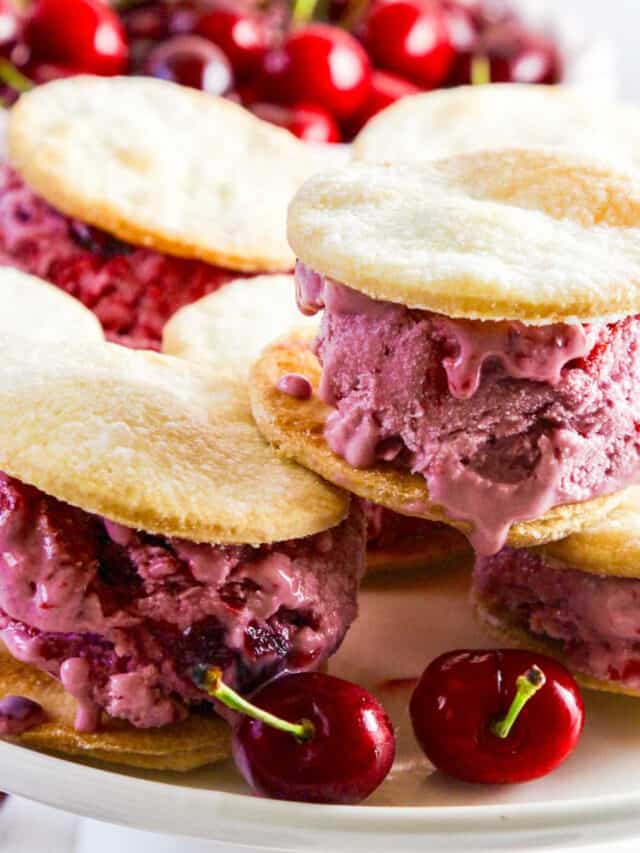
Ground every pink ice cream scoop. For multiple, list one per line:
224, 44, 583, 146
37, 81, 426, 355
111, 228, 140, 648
0, 474, 365, 732
296, 262, 640, 555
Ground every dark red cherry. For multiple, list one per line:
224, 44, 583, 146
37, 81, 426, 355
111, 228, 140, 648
26, 0, 129, 76
347, 69, 420, 136
260, 24, 371, 121
251, 101, 342, 144
195, 667, 395, 804
196, 6, 266, 80
363, 0, 455, 88
145, 35, 233, 95
410, 649, 584, 784
233, 672, 395, 803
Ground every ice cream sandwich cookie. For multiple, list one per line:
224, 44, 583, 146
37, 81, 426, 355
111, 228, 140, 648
164, 275, 470, 574
2, 76, 341, 349
251, 149, 640, 555
0, 319, 363, 769
473, 487, 640, 697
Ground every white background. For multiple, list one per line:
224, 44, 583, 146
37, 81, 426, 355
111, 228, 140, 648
4, 1, 640, 852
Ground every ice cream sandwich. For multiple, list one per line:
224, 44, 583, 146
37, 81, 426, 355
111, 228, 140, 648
164, 275, 470, 574
0, 270, 363, 769
2, 75, 342, 349
251, 149, 640, 555
473, 487, 640, 697
353, 84, 640, 166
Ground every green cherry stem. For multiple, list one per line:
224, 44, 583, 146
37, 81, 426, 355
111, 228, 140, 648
471, 55, 491, 86
492, 665, 546, 740
0, 59, 34, 94
193, 665, 315, 741
292, 0, 321, 24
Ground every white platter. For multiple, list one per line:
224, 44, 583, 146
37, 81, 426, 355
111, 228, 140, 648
1, 562, 640, 852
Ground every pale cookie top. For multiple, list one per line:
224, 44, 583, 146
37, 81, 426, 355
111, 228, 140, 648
353, 85, 640, 167
538, 487, 640, 578
0, 267, 103, 340
288, 149, 640, 324
163, 274, 316, 379
0, 335, 348, 545
8, 76, 345, 273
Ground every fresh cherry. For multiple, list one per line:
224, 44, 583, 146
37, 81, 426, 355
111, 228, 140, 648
196, 6, 266, 81
260, 23, 371, 121
363, 0, 455, 89
410, 649, 584, 784
251, 101, 342, 143
26, 0, 129, 76
347, 69, 420, 136
145, 35, 233, 95
456, 21, 562, 85
0, 1, 21, 60
194, 667, 395, 804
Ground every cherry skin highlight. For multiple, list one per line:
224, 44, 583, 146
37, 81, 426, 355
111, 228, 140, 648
229, 671, 396, 804
410, 649, 584, 784
26, 0, 128, 76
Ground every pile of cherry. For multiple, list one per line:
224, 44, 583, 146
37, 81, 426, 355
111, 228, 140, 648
0, 0, 562, 143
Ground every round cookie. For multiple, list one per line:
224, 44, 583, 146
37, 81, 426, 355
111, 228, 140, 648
8, 76, 346, 273
289, 150, 640, 324
0, 267, 103, 341
353, 84, 640, 167
534, 486, 640, 578
249, 330, 625, 550
0, 333, 348, 546
163, 274, 317, 379
0, 647, 229, 771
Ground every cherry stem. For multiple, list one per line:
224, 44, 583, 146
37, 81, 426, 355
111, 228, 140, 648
193, 665, 315, 742
292, 0, 321, 24
471, 55, 491, 86
0, 59, 34, 94
491, 665, 546, 740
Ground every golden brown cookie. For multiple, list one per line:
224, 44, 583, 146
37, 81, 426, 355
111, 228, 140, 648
534, 486, 640, 577
9, 76, 345, 272
0, 334, 348, 545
